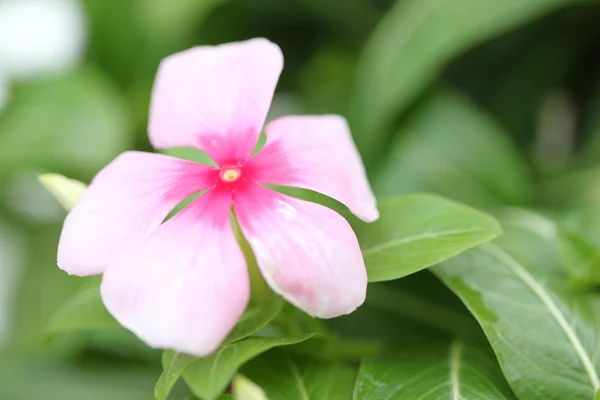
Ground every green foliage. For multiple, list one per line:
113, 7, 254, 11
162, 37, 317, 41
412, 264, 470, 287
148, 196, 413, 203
359, 193, 502, 282
180, 335, 314, 400
354, 339, 516, 399
434, 225, 600, 399
373, 90, 533, 207
242, 350, 357, 400
352, 0, 586, 161
6, 0, 600, 398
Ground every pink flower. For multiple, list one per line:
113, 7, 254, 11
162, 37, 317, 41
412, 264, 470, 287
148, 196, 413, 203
57, 38, 378, 356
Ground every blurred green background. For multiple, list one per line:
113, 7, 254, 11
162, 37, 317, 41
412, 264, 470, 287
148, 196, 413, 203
1, 0, 600, 398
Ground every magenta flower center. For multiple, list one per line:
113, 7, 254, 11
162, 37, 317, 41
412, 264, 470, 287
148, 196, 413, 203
219, 165, 242, 183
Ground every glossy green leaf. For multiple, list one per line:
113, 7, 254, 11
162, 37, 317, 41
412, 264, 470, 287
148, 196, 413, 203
44, 277, 118, 337
352, 0, 584, 160
374, 90, 532, 207
354, 339, 515, 399
358, 193, 501, 282
182, 335, 314, 400
434, 228, 600, 399
0, 68, 131, 176
242, 350, 356, 400
155, 297, 284, 400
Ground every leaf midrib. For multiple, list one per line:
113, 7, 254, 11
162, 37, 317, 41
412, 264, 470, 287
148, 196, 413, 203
450, 340, 462, 400
482, 244, 600, 390
362, 228, 493, 257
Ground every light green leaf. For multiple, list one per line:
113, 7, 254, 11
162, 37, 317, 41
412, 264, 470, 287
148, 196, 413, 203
242, 350, 357, 400
374, 90, 532, 207
352, 0, 585, 160
0, 68, 131, 175
232, 375, 268, 400
354, 339, 516, 399
44, 277, 118, 336
434, 226, 600, 399
358, 193, 501, 282
155, 297, 284, 400
183, 335, 314, 400
38, 173, 87, 211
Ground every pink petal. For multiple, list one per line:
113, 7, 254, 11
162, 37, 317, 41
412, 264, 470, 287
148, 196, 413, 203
245, 115, 379, 222
58, 151, 217, 276
148, 38, 283, 165
101, 189, 249, 356
233, 183, 367, 318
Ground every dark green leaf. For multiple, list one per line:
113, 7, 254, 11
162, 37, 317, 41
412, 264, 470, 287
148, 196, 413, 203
358, 193, 501, 282
242, 350, 356, 400
354, 339, 515, 399
374, 90, 532, 207
434, 226, 600, 399
352, 0, 585, 160
182, 335, 314, 400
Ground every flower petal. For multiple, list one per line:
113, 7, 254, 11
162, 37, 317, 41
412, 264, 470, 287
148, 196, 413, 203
246, 115, 378, 222
233, 184, 367, 318
148, 38, 283, 165
58, 151, 216, 276
101, 189, 249, 356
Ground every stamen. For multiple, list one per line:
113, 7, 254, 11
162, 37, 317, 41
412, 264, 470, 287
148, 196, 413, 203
220, 165, 241, 182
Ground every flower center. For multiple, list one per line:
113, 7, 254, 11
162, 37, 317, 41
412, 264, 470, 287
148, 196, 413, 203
219, 165, 241, 182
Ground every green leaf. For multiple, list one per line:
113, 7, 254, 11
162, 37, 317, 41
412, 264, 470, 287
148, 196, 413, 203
352, 0, 585, 160
242, 350, 357, 400
44, 277, 118, 337
227, 298, 284, 344
358, 193, 501, 282
38, 174, 87, 211
0, 68, 131, 176
354, 339, 516, 399
183, 335, 314, 400
373, 90, 532, 207
155, 297, 284, 400
433, 228, 600, 399
555, 205, 600, 286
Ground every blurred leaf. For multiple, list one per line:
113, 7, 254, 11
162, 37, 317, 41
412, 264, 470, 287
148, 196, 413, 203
156, 297, 284, 400
354, 339, 515, 399
38, 174, 87, 211
352, 0, 586, 160
0, 358, 158, 400
0, 68, 131, 177
434, 228, 600, 399
374, 90, 532, 207
242, 350, 356, 400
44, 277, 118, 337
358, 193, 501, 282
555, 205, 600, 286
181, 335, 314, 400
138, 0, 230, 45
231, 375, 268, 400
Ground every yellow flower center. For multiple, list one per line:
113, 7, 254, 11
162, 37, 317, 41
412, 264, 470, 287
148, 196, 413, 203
220, 166, 241, 182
